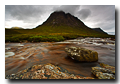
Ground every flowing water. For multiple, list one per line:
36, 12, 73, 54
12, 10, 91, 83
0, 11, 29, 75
5, 38, 115, 77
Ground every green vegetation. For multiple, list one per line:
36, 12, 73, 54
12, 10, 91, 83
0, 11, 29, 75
28, 35, 64, 42
5, 28, 114, 43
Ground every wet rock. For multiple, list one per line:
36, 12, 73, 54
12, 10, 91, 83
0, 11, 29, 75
91, 63, 115, 79
5, 47, 11, 50
5, 63, 94, 79
65, 47, 98, 62
99, 63, 115, 74
96, 72, 115, 79
5, 52, 15, 57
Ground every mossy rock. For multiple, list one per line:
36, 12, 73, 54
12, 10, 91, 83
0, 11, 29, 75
65, 47, 98, 62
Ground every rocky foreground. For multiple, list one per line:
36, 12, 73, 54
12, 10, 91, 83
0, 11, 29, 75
5, 63, 115, 79
5, 63, 94, 79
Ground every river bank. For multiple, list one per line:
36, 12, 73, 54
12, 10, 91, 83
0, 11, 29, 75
5, 37, 115, 79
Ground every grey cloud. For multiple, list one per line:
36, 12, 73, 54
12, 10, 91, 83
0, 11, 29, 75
5, 5, 52, 23
96, 21, 115, 31
87, 19, 115, 32
80, 5, 115, 32
53, 5, 80, 15
82, 5, 115, 21
5, 5, 115, 33
77, 9, 91, 20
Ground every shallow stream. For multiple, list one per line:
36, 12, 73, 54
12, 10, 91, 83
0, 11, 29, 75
5, 38, 115, 77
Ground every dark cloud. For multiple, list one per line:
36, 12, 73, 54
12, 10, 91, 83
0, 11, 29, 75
5, 5, 47, 23
77, 9, 91, 20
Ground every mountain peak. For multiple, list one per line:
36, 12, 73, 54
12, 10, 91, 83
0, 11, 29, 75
52, 11, 65, 14
37, 11, 85, 28
51, 11, 72, 16
35, 11, 108, 36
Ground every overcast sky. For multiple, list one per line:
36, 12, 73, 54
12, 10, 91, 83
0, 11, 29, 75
5, 5, 115, 34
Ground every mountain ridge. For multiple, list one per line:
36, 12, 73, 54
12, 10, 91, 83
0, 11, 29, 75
6, 11, 108, 35
35, 11, 107, 35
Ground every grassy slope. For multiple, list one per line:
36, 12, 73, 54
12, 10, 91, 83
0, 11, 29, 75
33, 24, 111, 37
5, 25, 114, 42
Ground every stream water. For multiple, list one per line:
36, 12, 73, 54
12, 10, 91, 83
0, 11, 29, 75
5, 37, 115, 77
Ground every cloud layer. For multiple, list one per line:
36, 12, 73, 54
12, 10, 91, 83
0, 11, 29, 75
5, 5, 115, 33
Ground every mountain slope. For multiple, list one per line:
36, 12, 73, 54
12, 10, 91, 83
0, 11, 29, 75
35, 11, 108, 36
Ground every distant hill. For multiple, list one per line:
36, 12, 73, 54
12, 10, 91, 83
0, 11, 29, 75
11, 27, 24, 29
92, 28, 108, 34
107, 32, 115, 35
5, 29, 21, 35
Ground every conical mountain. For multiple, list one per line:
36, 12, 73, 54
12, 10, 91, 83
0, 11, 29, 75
42, 11, 85, 27
36, 11, 88, 29
35, 11, 108, 36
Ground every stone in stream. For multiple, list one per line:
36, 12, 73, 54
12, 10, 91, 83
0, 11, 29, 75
65, 47, 98, 62
5, 52, 15, 57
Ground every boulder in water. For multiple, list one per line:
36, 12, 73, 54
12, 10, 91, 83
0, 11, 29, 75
65, 47, 98, 62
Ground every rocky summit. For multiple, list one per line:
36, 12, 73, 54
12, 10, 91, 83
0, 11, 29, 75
65, 47, 98, 62
37, 11, 86, 27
